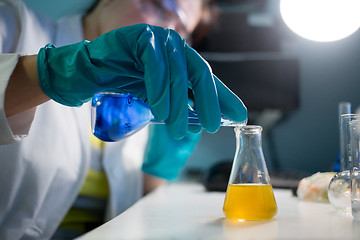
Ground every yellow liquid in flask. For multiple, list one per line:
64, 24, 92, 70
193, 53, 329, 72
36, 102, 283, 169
223, 184, 277, 220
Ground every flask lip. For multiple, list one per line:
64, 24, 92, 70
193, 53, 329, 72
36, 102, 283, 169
341, 113, 360, 118
93, 92, 140, 101
95, 91, 132, 97
238, 125, 263, 132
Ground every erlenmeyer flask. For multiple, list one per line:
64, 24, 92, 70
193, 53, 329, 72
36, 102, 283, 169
223, 125, 277, 221
91, 92, 154, 141
91, 92, 247, 142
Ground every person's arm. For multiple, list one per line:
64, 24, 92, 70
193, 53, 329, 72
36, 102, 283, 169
36, 24, 247, 139
4, 55, 49, 117
143, 173, 166, 195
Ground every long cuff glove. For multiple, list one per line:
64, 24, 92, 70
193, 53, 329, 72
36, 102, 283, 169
37, 24, 247, 139
142, 124, 201, 181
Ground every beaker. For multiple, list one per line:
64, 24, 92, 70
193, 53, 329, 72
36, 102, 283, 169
91, 92, 247, 141
223, 125, 277, 221
350, 116, 360, 219
328, 113, 358, 212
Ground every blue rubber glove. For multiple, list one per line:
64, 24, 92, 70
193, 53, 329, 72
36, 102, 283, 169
37, 24, 247, 139
142, 124, 201, 181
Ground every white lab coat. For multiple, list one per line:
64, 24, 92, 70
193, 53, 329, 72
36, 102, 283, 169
0, 0, 147, 239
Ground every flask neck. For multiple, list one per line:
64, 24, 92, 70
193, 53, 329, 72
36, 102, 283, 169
230, 125, 270, 185
236, 126, 263, 151
340, 114, 359, 171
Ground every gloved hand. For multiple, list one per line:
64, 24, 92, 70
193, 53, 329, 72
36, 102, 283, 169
142, 124, 201, 181
37, 24, 247, 139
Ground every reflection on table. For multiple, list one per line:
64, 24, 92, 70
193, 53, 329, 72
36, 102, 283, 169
78, 182, 360, 240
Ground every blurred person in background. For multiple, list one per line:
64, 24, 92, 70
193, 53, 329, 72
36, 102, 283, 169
0, 0, 246, 239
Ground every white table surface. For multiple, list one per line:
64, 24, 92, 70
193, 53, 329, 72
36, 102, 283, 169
78, 182, 360, 240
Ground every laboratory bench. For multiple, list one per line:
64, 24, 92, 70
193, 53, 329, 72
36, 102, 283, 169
77, 182, 360, 240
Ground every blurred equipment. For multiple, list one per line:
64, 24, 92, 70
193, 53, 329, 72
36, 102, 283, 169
203, 52, 299, 114
202, 160, 232, 192
196, 0, 299, 117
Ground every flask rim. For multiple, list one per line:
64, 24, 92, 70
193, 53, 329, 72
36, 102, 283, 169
94, 91, 136, 98
237, 125, 262, 132
341, 113, 360, 118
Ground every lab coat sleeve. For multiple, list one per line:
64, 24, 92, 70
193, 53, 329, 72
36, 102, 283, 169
0, 53, 28, 144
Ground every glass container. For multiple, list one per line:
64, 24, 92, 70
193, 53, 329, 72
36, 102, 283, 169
223, 125, 277, 221
350, 116, 360, 219
328, 112, 358, 212
91, 92, 247, 141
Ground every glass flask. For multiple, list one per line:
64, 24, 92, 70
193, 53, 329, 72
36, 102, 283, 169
223, 125, 277, 221
350, 116, 360, 219
328, 111, 357, 212
91, 92, 247, 142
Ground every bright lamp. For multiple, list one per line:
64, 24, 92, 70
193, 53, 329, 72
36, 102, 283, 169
280, 0, 360, 42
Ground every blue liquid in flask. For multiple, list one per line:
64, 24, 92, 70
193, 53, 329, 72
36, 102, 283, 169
91, 92, 246, 142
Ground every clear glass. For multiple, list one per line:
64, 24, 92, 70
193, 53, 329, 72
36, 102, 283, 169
328, 113, 358, 212
223, 125, 277, 221
91, 92, 247, 141
350, 117, 360, 219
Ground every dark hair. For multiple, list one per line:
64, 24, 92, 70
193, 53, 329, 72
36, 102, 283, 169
85, 0, 219, 47
191, 0, 219, 48
86, 0, 100, 15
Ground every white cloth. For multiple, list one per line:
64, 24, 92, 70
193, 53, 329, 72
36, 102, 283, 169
0, 0, 146, 239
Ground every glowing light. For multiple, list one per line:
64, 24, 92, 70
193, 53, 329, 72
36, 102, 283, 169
280, 0, 360, 42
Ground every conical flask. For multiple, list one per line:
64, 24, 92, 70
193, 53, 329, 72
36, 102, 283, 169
223, 125, 277, 221
91, 92, 246, 142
